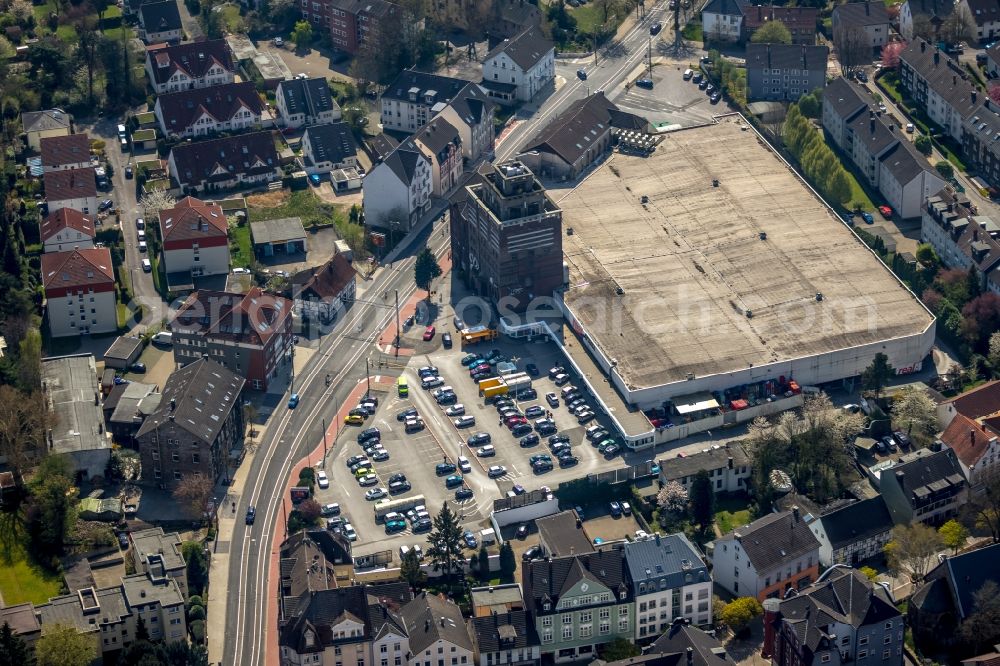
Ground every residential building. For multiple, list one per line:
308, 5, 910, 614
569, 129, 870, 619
159, 196, 230, 290
959, 0, 1000, 43
700, 0, 744, 42
623, 533, 712, 638
470, 611, 540, 666
433, 85, 496, 161
808, 496, 895, 567
0, 603, 41, 652
656, 444, 751, 495
36, 570, 186, 658
940, 414, 1000, 487
987, 41, 1000, 77
144, 39, 236, 94
470, 584, 526, 618
129, 527, 188, 597
909, 543, 1000, 652
154, 81, 265, 139
922, 192, 1000, 294
481, 25, 555, 104
288, 253, 357, 326
40, 133, 92, 172
523, 549, 634, 663
822, 76, 947, 219
40, 208, 95, 253
279, 581, 412, 666
39, 354, 111, 477
962, 98, 1000, 190
741, 5, 818, 44
363, 143, 432, 232
763, 567, 904, 666
168, 131, 279, 193
536, 510, 595, 558
135, 357, 245, 490
169, 288, 293, 390
900, 0, 955, 39
22, 108, 72, 151
251, 217, 307, 256
380, 69, 478, 134
101, 380, 159, 444
138, 0, 182, 43
302, 122, 359, 175
412, 118, 463, 196
900, 39, 982, 142
306, 0, 400, 55
938, 380, 1000, 429
276, 77, 342, 128
41, 248, 117, 338
711, 508, 821, 601
642, 622, 729, 666
450, 161, 562, 312
878, 446, 968, 524
963, 650, 1000, 666
44, 167, 98, 215
745, 44, 828, 102
831, 2, 891, 52
401, 592, 475, 666
278, 529, 355, 602
517, 92, 649, 180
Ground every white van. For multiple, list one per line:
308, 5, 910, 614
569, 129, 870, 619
480, 528, 497, 545
683, 68, 694, 80
458, 456, 471, 473
152, 331, 173, 346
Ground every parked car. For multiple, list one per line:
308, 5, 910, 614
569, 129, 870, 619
519, 433, 540, 448
435, 462, 457, 475
130, 361, 147, 373
548, 365, 565, 379
516, 524, 529, 539
422, 326, 435, 341
476, 444, 496, 457
445, 404, 465, 417
546, 392, 559, 408
455, 486, 474, 500
464, 531, 478, 548
878, 205, 893, 218
511, 423, 532, 437
559, 455, 579, 467
610, 501, 622, 517
454, 415, 476, 428
861, 211, 874, 224
487, 465, 507, 478
389, 480, 411, 494
365, 487, 387, 501
317, 471, 329, 488
893, 431, 912, 449
636, 78, 654, 89
442, 332, 452, 348
396, 407, 418, 421
468, 432, 492, 447
321, 503, 341, 516
445, 474, 464, 488
98, 199, 114, 212
358, 427, 380, 443
458, 456, 472, 473
525, 405, 545, 419
142, 258, 152, 272
358, 474, 378, 486
523, 545, 542, 561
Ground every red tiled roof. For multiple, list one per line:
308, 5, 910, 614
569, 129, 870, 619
173, 287, 292, 348
40, 208, 96, 242
941, 413, 998, 467
40, 247, 114, 289
943, 380, 1000, 420
146, 39, 234, 87
44, 167, 97, 202
40, 133, 91, 168
156, 81, 263, 135
160, 196, 227, 242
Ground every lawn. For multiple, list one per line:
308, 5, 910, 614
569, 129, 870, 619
682, 21, 703, 42
0, 519, 64, 606
218, 3, 243, 33
713, 497, 751, 534
229, 225, 253, 268
249, 189, 344, 227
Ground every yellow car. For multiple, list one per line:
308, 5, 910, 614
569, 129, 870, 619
345, 413, 364, 425
354, 466, 372, 478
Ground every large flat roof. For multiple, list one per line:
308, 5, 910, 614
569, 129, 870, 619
556, 118, 933, 391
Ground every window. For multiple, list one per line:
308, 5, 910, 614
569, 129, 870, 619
859, 651, 868, 659
542, 617, 552, 627
562, 626, 573, 640
821, 656, 831, 663
579, 612, 591, 623
882, 651, 891, 660
618, 619, 629, 632
599, 622, 610, 635
562, 615, 572, 625
600, 608, 610, 619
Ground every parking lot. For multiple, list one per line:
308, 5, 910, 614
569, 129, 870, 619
614, 61, 721, 128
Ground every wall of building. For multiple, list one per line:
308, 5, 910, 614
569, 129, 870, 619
44, 232, 95, 253
49, 195, 98, 215
162, 238, 230, 275
634, 581, 712, 639
46, 289, 117, 338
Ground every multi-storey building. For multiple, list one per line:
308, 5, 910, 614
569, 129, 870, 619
808, 496, 895, 567
899, 0, 955, 40
962, 98, 1000, 189
469, 610, 540, 666
168, 131, 279, 193
941, 413, 1000, 488
745, 44, 828, 102
411, 117, 464, 196
144, 39, 236, 94
481, 25, 555, 105
523, 549, 634, 663
900, 39, 982, 142
657, 444, 752, 495
302, 122, 359, 175
22, 108, 72, 152
450, 161, 562, 312
401, 593, 476, 666
41, 247, 117, 337
921, 192, 1000, 295
304, 0, 399, 55
433, 85, 496, 161
159, 196, 230, 288
831, 2, 891, 52
764, 567, 904, 666
40, 133, 92, 172
879, 446, 968, 525
362, 142, 432, 233
623, 533, 712, 640
741, 5, 818, 44
129, 527, 189, 598
40, 208, 95, 253
135, 357, 245, 490
701, 0, 745, 42
169, 287, 293, 390
711, 508, 821, 601
276, 77, 342, 128
44, 167, 98, 215
289, 253, 357, 326
138, 0, 182, 44
959, 0, 1000, 44
154, 81, 265, 139
380, 69, 475, 134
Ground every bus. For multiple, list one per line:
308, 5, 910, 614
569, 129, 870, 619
397, 376, 408, 397
374, 495, 425, 522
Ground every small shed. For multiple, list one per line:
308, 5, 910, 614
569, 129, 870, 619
103, 335, 144, 370
78, 497, 123, 522
251, 217, 307, 257
331, 167, 362, 192
131, 128, 158, 150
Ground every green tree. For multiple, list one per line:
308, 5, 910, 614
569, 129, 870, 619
719, 597, 763, 633
914, 134, 933, 155
859, 566, 879, 581
27, 455, 78, 555
499, 541, 516, 583
884, 523, 943, 583
291, 20, 313, 50
959, 580, 1000, 655
427, 502, 464, 581
862, 352, 894, 399
183, 541, 209, 597
0, 622, 33, 666
798, 93, 820, 118
827, 168, 852, 205
401, 548, 426, 588
477, 545, 490, 581
936, 160, 955, 179
689, 469, 715, 534
35, 625, 96, 666
989, 331, 1000, 371
751, 20, 792, 44
916, 242, 940, 268
601, 637, 641, 661
414, 248, 442, 303
939, 518, 969, 553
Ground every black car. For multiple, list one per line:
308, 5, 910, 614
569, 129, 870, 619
396, 408, 418, 421
532, 459, 554, 473
522, 545, 542, 561
516, 524, 529, 539
636, 78, 654, 89
559, 455, 579, 467
710, 92, 721, 104
515, 388, 537, 401
587, 428, 609, 442
468, 432, 492, 446
388, 473, 408, 484
245, 506, 256, 525
495, 399, 514, 412
549, 434, 570, 446
650, 22, 662, 35
856, 70, 869, 83
412, 518, 432, 532
551, 441, 571, 455
511, 423, 532, 437
535, 422, 557, 436
389, 481, 412, 494
358, 428, 380, 443
130, 361, 147, 373
436, 391, 457, 405
471, 371, 494, 382
526, 363, 539, 376
442, 332, 452, 349
698, 79, 709, 90
435, 462, 457, 475
455, 486, 474, 500
519, 433, 540, 448
347, 455, 367, 468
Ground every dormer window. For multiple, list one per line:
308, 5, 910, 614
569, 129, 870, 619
543, 602, 551, 611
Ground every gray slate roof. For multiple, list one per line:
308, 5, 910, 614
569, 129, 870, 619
382, 69, 472, 107
279, 77, 339, 117
901, 39, 981, 119
536, 510, 595, 557
140, 0, 181, 33
718, 510, 820, 573
817, 496, 894, 550
485, 25, 553, 71
701, 0, 745, 16
304, 122, 357, 166
414, 117, 460, 156
903, 0, 954, 19
382, 143, 428, 185
521, 92, 646, 165
891, 447, 966, 501
824, 76, 872, 123
832, 1, 890, 26
924, 543, 1000, 619
22, 109, 71, 133
470, 610, 539, 654
135, 357, 245, 443
523, 549, 631, 613
622, 533, 709, 593
659, 443, 749, 482
649, 623, 729, 666
401, 592, 474, 654
745, 43, 829, 72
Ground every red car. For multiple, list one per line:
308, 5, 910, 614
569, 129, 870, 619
878, 205, 893, 218
422, 326, 435, 341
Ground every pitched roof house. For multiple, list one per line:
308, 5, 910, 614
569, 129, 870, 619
362, 142, 432, 232
741, 5, 818, 44
276, 77, 342, 128
159, 196, 230, 287
302, 122, 359, 174
288, 253, 357, 325
482, 25, 555, 104
745, 44, 828, 102
878, 446, 968, 524
144, 39, 236, 94
401, 593, 476, 659
22, 108, 72, 151
808, 496, 895, 567
40, 134, 92, 172
40, 208, 95, 253
831, 2, 891, 51
138, 0, 182, 43
44, 167, 98, 215
900, 39, 983, 142
155, 81, 264, 138
469, 611, 540, 666
167, 131, 279, 193
41, 248, 117, 338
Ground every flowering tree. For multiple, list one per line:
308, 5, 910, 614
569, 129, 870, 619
881, 41, 906, 69
989, 83, 1000, 105
657, 481, 688, 515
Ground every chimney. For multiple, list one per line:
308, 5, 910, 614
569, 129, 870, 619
425, 619, 430, 631
935, 51, 940, 65
687, 648, 694, 666
895, 470, 905, 484
972, 429, 977, 446
921, 41, 926, 52
576, 517, 582, 528
953, 75, 957, 85
865, 2, 869, 14
973, 91, 978, 104
792, 506, 800, 523
728, 456, 734, 469
655, 532, 661, 546
170, 398, 176, 411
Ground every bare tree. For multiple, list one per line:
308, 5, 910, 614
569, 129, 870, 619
835, 24, 871, 77
960, 581, 1000, 654
884, 523, 944, 583
172, 474, 215, 518
940, 4, 976, 45
964, 474, 1000, 543
0, 386, 52, 474
911, 14, 936, 42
